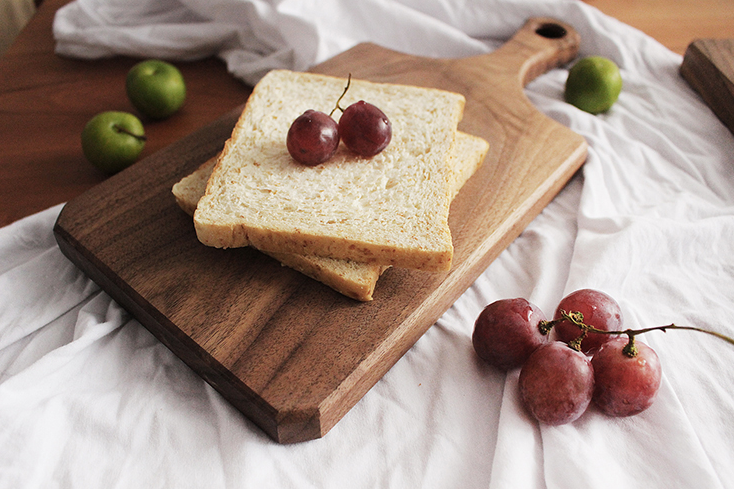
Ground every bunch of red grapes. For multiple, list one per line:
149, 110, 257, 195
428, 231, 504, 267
286, 76, 392, 166
472, 289, 664, 425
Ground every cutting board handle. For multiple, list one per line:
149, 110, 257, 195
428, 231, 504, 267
453, 17, 580, 89
512, 17, 580, 85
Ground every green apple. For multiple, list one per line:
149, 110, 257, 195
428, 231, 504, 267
564, 56, 623, 115
81, 111, 146, 174
126, 59, 186, 120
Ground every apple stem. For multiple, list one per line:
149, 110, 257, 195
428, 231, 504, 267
113, 124, 147, 142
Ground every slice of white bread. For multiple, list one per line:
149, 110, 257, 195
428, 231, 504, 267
193, 70, 466, 272
174, 131, 488, 300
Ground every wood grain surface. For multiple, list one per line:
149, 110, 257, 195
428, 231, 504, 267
680, 39, 734, 136
54, 17, 587, 443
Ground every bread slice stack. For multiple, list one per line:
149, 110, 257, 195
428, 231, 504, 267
176, 69, 488, 300
173, 131, 488, 300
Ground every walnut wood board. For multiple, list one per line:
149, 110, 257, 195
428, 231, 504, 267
54, 17, 587, 444
681, 38, 734, 136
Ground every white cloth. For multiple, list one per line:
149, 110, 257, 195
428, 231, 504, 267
1, 0, 732, 487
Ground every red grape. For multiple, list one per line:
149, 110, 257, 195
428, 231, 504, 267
554, 289, 623, 353
592, 337, 662, 417
286, 109, 340, 166
472, 298, 550, 370
338, 101, 392, 157
519, 341, 595, 425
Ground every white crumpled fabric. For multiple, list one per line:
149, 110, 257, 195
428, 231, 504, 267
1, 0, 732, 487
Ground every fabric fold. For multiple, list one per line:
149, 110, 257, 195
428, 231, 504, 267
1, 0, 732, 487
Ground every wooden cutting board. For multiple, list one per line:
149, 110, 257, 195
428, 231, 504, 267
54, 17, 587, 444
680, 38, 734, 136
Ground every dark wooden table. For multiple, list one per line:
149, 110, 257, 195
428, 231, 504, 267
0, 0, 252, 227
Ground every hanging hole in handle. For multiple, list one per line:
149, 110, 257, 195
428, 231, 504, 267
535, 23, 567, 39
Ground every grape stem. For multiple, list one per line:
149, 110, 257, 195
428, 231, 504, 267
539, 310, 734, 357
329, 73, 352, 117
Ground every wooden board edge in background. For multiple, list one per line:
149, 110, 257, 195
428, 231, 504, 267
680, 38, 734, 136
